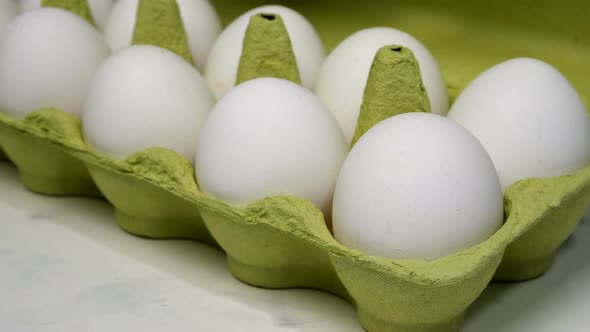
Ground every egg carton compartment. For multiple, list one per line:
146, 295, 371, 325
1, 0, 590, 331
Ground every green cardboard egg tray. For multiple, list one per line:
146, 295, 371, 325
2, 0, 590, 331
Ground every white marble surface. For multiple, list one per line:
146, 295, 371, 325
1, 161, 590, 332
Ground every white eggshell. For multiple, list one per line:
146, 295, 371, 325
315, 27, 448, 143
103, 0, 221, 71
17, 0, 39, 12
82, 45, 215, 162
204, 5, 325, 99
87, 0, 115, 30
0, 8, 109, 117
333, 112, 503, 260
0, 0, 19, 29
17, 0, 115, 29
448, 58, 590, 191
196, 78, 348, 216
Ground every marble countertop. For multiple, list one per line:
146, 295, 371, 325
1, 161, 590, 332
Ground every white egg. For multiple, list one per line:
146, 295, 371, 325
204, 5, 325, 99
448, 58, 590, 191
0, 8, 109, 118
18, 0, 115, 29
16, 0, 37, 11
104, 0, 221, 71
333, 112, 503, 260
315, 27, 448, 143
82, 45, 215, 162
0, 0, 19, 29
196, 78, 348, 216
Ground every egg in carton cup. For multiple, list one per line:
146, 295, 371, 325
1, 0, 590, 331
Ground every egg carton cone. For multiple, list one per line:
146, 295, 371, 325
1, 1, 590, 331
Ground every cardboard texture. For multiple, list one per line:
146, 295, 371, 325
41, 0, 95, 26
1, 1, 590, 331
352, 45, 431, 147
132, 0, 194, 65
236, 14, 301, 84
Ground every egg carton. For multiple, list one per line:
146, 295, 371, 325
2, 1, 590, 331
